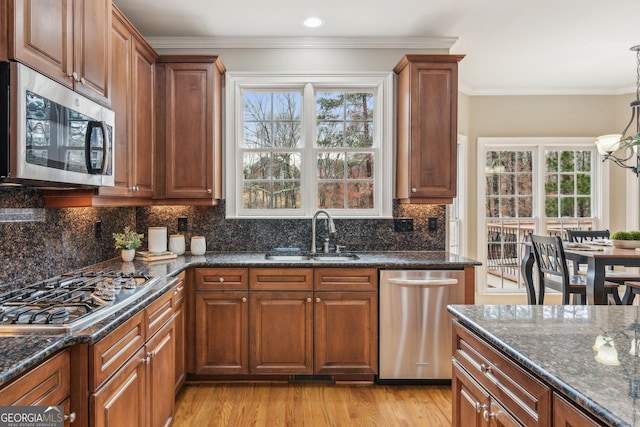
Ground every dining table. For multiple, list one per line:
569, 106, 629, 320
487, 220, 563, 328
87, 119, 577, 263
520, 242, 640, 305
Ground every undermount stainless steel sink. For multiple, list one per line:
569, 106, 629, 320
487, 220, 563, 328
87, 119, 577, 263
264, 254, 311, 261
312, 253, 360, 261
263, 253, 359, 261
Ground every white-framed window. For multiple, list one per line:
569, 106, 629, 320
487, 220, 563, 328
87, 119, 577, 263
225, 73, 393, 218
476, 137, 610, 294
448, 135, 467, 256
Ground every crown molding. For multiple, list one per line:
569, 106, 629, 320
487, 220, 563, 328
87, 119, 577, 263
145, 36, 458, 50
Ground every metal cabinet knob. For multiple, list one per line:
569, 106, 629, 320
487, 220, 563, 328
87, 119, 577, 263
219, 277, 225, 283
480, 363, 492, 375
473, 402, 488, 413
483, 409, 496, 421
315, 297, 321, 303
242, 297, 247, 302
65, 412, 77, 423
411, 188, 417, 193
307, 297, 312, 303
207, 188, 212, 194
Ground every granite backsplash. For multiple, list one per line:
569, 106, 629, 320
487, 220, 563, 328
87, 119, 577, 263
0, 188, 447, 285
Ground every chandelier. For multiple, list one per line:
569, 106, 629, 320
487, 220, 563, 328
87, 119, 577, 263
595, 45, 640, 175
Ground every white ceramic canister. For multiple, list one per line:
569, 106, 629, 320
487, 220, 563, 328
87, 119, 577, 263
148, 227, 168, 253
190, 236, 206, 256
169, 234, 186, 255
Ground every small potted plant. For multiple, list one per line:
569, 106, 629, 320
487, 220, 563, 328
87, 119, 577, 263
611, 230, 640, 249
113, 226, 144, 261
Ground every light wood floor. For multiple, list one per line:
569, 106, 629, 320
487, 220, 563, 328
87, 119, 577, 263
174, 383, 452, 427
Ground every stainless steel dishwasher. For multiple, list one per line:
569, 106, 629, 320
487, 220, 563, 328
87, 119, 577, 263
378, 269, 465, 383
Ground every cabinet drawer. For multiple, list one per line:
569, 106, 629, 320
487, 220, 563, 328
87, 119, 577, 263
250, 268, 313, 291
145, 288, 174, 340
453, 321, 551, 427
196, 268, 248, 290
172, 272, 186, 304
314, 268, 378, 291
0, 349, 70, 406
90, 312, 145, 390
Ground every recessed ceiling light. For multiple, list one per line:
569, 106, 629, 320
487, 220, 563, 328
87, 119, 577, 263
303, 17, 324, 28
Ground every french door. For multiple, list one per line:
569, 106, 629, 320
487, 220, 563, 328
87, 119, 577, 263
477, 138, 606, 294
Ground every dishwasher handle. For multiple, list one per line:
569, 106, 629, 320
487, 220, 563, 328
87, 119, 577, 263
385, 278, 458, 287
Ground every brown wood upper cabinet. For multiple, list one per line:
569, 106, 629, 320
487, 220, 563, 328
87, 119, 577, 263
97, 6, 156, 200
3, 0, 111, 106
155, 56, 225, 204
394, 55, 464, 204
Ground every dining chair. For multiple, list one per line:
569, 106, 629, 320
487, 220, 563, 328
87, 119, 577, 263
529, 234, 621, 305
566, 229, 640, 301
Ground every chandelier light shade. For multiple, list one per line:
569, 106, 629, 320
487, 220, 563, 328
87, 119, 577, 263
595, 45, 640, 175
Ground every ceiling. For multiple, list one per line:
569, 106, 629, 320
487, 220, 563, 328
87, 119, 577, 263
113, 0, 640, 96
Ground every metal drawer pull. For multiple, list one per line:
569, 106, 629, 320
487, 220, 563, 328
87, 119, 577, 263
386, 278, 458, 287
480, 363, 492, 374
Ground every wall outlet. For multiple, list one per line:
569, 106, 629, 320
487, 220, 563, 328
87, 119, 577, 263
428, 217, 438, 232
95, 221, 102, 239
178, 217, 188, 232
394, 218, 414, 232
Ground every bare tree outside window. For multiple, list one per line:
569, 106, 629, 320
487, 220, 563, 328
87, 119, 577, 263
240, 89, 377, 212
316, 91, 375, 209
242, 92, 301, 209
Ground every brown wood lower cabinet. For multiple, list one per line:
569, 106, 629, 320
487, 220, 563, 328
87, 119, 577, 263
452, 321, 606, 427
71, 287, 176, 427
0, 349, 74, 425
552, 394, 602, 427
173, 273, 187, 393
195, 291, 249, 374
250, 290, 314, 374
193, 267, 377, 380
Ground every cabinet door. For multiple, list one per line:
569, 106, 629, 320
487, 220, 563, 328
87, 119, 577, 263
488, 400, 523, 427
314, 292, 377, 374
72, 0, 111, 105
147, 318, 175, 427
10, 0, 73, 88
553, 394, 602, 427
173, 280, 186, 393
91, 347, 146, 427
163, 62, 215, 199
452, 362, 488, 427
250, 291, 313, 374
99, 9, 156, 199
100, 10, 132, 196
130, 37, 155, 197
195, 291, 249, 374
395, 55, 462, 204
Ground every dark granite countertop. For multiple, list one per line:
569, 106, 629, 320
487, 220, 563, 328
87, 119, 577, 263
448, 304, 640, 427
0, 251, 479, 388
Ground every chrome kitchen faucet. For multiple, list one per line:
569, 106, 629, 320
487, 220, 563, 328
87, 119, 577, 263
311, 210, 336, 254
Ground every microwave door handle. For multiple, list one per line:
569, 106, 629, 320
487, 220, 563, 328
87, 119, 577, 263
84, 121, 108, 174
98, 121, 109, 174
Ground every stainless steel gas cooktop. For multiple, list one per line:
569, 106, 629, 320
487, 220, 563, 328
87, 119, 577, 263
0, 270, 159, 334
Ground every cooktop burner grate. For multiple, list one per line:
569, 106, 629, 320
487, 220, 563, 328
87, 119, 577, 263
0, 270, 159, 333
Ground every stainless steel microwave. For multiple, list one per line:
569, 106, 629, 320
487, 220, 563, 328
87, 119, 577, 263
0, 62, 114, 187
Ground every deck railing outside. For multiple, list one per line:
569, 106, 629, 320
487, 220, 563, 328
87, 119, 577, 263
486, 220, 595, 290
